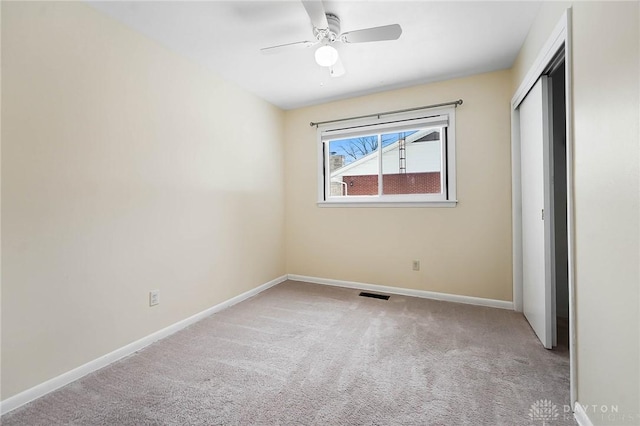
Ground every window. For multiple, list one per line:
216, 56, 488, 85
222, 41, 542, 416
317, 106, 457, 207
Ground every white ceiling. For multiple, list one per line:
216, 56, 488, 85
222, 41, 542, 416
87, 1, 541, 110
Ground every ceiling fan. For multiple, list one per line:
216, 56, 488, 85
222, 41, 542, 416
261, 0, 402, 77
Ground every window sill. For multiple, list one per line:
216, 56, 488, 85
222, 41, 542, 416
317, 200, 458, 208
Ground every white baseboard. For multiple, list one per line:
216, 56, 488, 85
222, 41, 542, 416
573, 402, 595, 426
287, 274, 514, 310
0, 275, 287, 416
0, 273, 513, 415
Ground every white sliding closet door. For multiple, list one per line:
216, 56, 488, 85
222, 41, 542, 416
519, 76, 555, 349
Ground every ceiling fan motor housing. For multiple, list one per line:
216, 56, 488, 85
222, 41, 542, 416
326, 14, 341, 40
314, 13, 341, 43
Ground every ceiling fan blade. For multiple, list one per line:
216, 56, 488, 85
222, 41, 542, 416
330, 56, 346, 78
260, 40, 317, 54
301, 0, 328, 30
341, 24, 402, 43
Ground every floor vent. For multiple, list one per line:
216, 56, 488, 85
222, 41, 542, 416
359, 292, 390, 300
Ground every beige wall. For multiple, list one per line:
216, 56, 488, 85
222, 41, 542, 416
1, 2, 285, 399
513, 2, 640, 423
572, 2, 640, 422
285, 70, 513, 301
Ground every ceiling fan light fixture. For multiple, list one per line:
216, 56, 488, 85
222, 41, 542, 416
262, 2, 402, 78
315, 45, 339, 67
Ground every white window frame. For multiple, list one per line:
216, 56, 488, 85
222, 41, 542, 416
317, 106, 457, 207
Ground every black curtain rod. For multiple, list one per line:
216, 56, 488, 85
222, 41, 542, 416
309, 99, 463, 128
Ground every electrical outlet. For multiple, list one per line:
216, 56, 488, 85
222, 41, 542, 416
412, 260, 420, 271
149, 290, 160, 307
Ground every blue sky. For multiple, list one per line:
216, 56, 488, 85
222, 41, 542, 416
329, 131, 418, 165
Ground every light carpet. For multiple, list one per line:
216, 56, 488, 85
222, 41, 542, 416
2, 280, 574, 425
